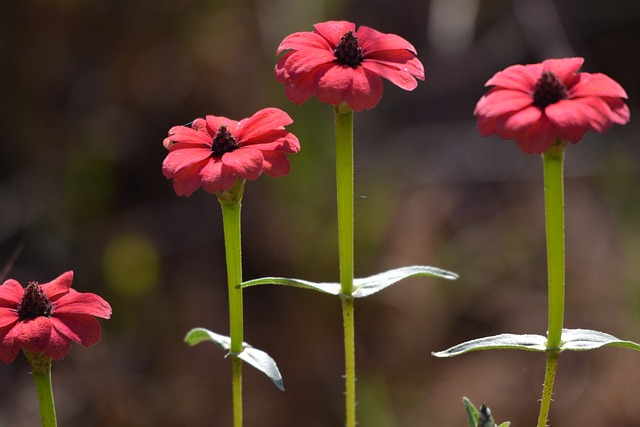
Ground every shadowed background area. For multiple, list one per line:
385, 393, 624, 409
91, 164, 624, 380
1, 0, 639, 425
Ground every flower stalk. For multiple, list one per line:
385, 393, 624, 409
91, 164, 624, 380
334, 105, 356, 427
24, 351, 57, 427
218, 179, 246, 427
537, 141, 566, 427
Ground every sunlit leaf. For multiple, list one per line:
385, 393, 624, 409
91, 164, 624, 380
463, 397, 480, 426
462, 397, 509, 427
184, 328, 284, 390
433, 333, 547, 357
239, 265, 457, 298
560, 328, 640, 352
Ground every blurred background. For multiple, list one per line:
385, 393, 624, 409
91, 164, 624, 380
1, 0, 639, 425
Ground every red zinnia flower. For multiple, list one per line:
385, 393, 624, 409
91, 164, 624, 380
275, 20, 425, 111
474, 57, 630, 154
162, 108, 300, 197
0, 271, 112, 364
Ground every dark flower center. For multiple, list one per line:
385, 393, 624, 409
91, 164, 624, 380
333, 31, 364, 68
17, 282, 52, 320
533, 70, 569, 108
211, 125, 239, 157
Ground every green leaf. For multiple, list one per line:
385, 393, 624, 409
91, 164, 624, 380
433, 333, 547, 357
184, 328, 284, 391
239, 265, 457, 298
352, 265, 458, 298
497, 423, 511, 427
463, 397, 480, 426
559, 328, 640, 352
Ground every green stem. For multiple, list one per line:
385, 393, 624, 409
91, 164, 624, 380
537, 141, 566, 427
542, 143, 566, 350
24, 351, 57, 427
334, 105, 356, 427
218, 179, 246, 427
536, 351, 559, 427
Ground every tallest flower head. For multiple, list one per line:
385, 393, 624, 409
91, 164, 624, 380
275, 21, 425, 111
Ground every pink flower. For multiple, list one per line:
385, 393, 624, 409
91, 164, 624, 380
474, 57, 630, 154
275, 20, 425, 111
0, 271, 112, 364
162, 108, 300, 197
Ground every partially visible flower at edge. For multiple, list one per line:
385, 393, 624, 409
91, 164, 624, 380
0, 271, 112, 364
275, 20, 425, 112
162, 107, 300, 197
474, 57, 630, 154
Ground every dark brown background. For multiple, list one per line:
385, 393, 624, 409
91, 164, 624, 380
1, 0, 639, 425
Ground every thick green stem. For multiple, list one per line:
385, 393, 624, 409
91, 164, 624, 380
537, 142, 566, 427
334, 105, 356, 427
24, 351, 57, 427
218, 179, 246, 427
542, 143, 565, 350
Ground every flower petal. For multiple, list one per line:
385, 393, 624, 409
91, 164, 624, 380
474, 89, 534, 118
275, 49, 336, 81
313, 21, 356, 46
513, 115, 558, 154
0, 308, 19, 328
569, 72, 629, 99
541, 57, 584, 86
261, 151, 291, 177
485, 63, 541, 91
221, 147, 263, 181
171, 161, 209, 197
162, 147, 212, 178
0, 325, 21, 363
53, 291, 112, 318
0, 279, 24, 306
282, 63, 330, 105
199, 160, 239, 193
51, 314, 102, 347
241, 129, 300, 153
205, 116, 239, 135
314, 65, 356, 106
42, 326, 73, 360
8, 317, 52, 353
235, 108, 293, 142
362, 57, 420, 91
344, 67, 384, 111
164, 125, 212, 147
276, 31, 332, 55
40, 271, 74, 301
357, 25, 418, 55
363, 50, 425, 81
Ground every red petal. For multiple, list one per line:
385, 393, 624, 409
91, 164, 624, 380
313, 21, 356, 46
199, 160, 239, 193
344, 67, 384, 111
276, 49, 335, 82
51, 314, 102, 346
277, 31, 332, 55
236, 108, 293, 142
241, 129, 300, 153
283, 64, 330, 105
357, 25, 418, 55
261, 151, 291, 177
0, 279, 25, 306
315, 65, 355, 105
569, 72, 628, 99
40, 271, 74, 300
221, 148, 263, 181
545, 98, 610, 134
205, 116, 239, 135
362, 59, 420, 90
165, 126, 212, 146
485, 64, 541, 91
162, 147, 212, 178
0, 326, 21, 363
606, 98, 631, 125
0, 309, 19, 328
513, 115, 558, 154
8, 317, 52, 353
170, 161, 208, 197
501, 105, 544, 133
42, 326, 73, 360
52, 292, 112, 318
541, 57, 584, 86
474, 89, 534, 118
364, 51, 425, 80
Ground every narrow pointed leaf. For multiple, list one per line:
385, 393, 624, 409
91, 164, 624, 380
352, 265, 457, 298
184, 327, 285, 390
560, 328, 640, 352
238, 347, 285, 391
433, 333, 547, 357
240, 265, 457, 298
239, 277, 341, 295
498, 423, 511, 427
463, 397, 480, 426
